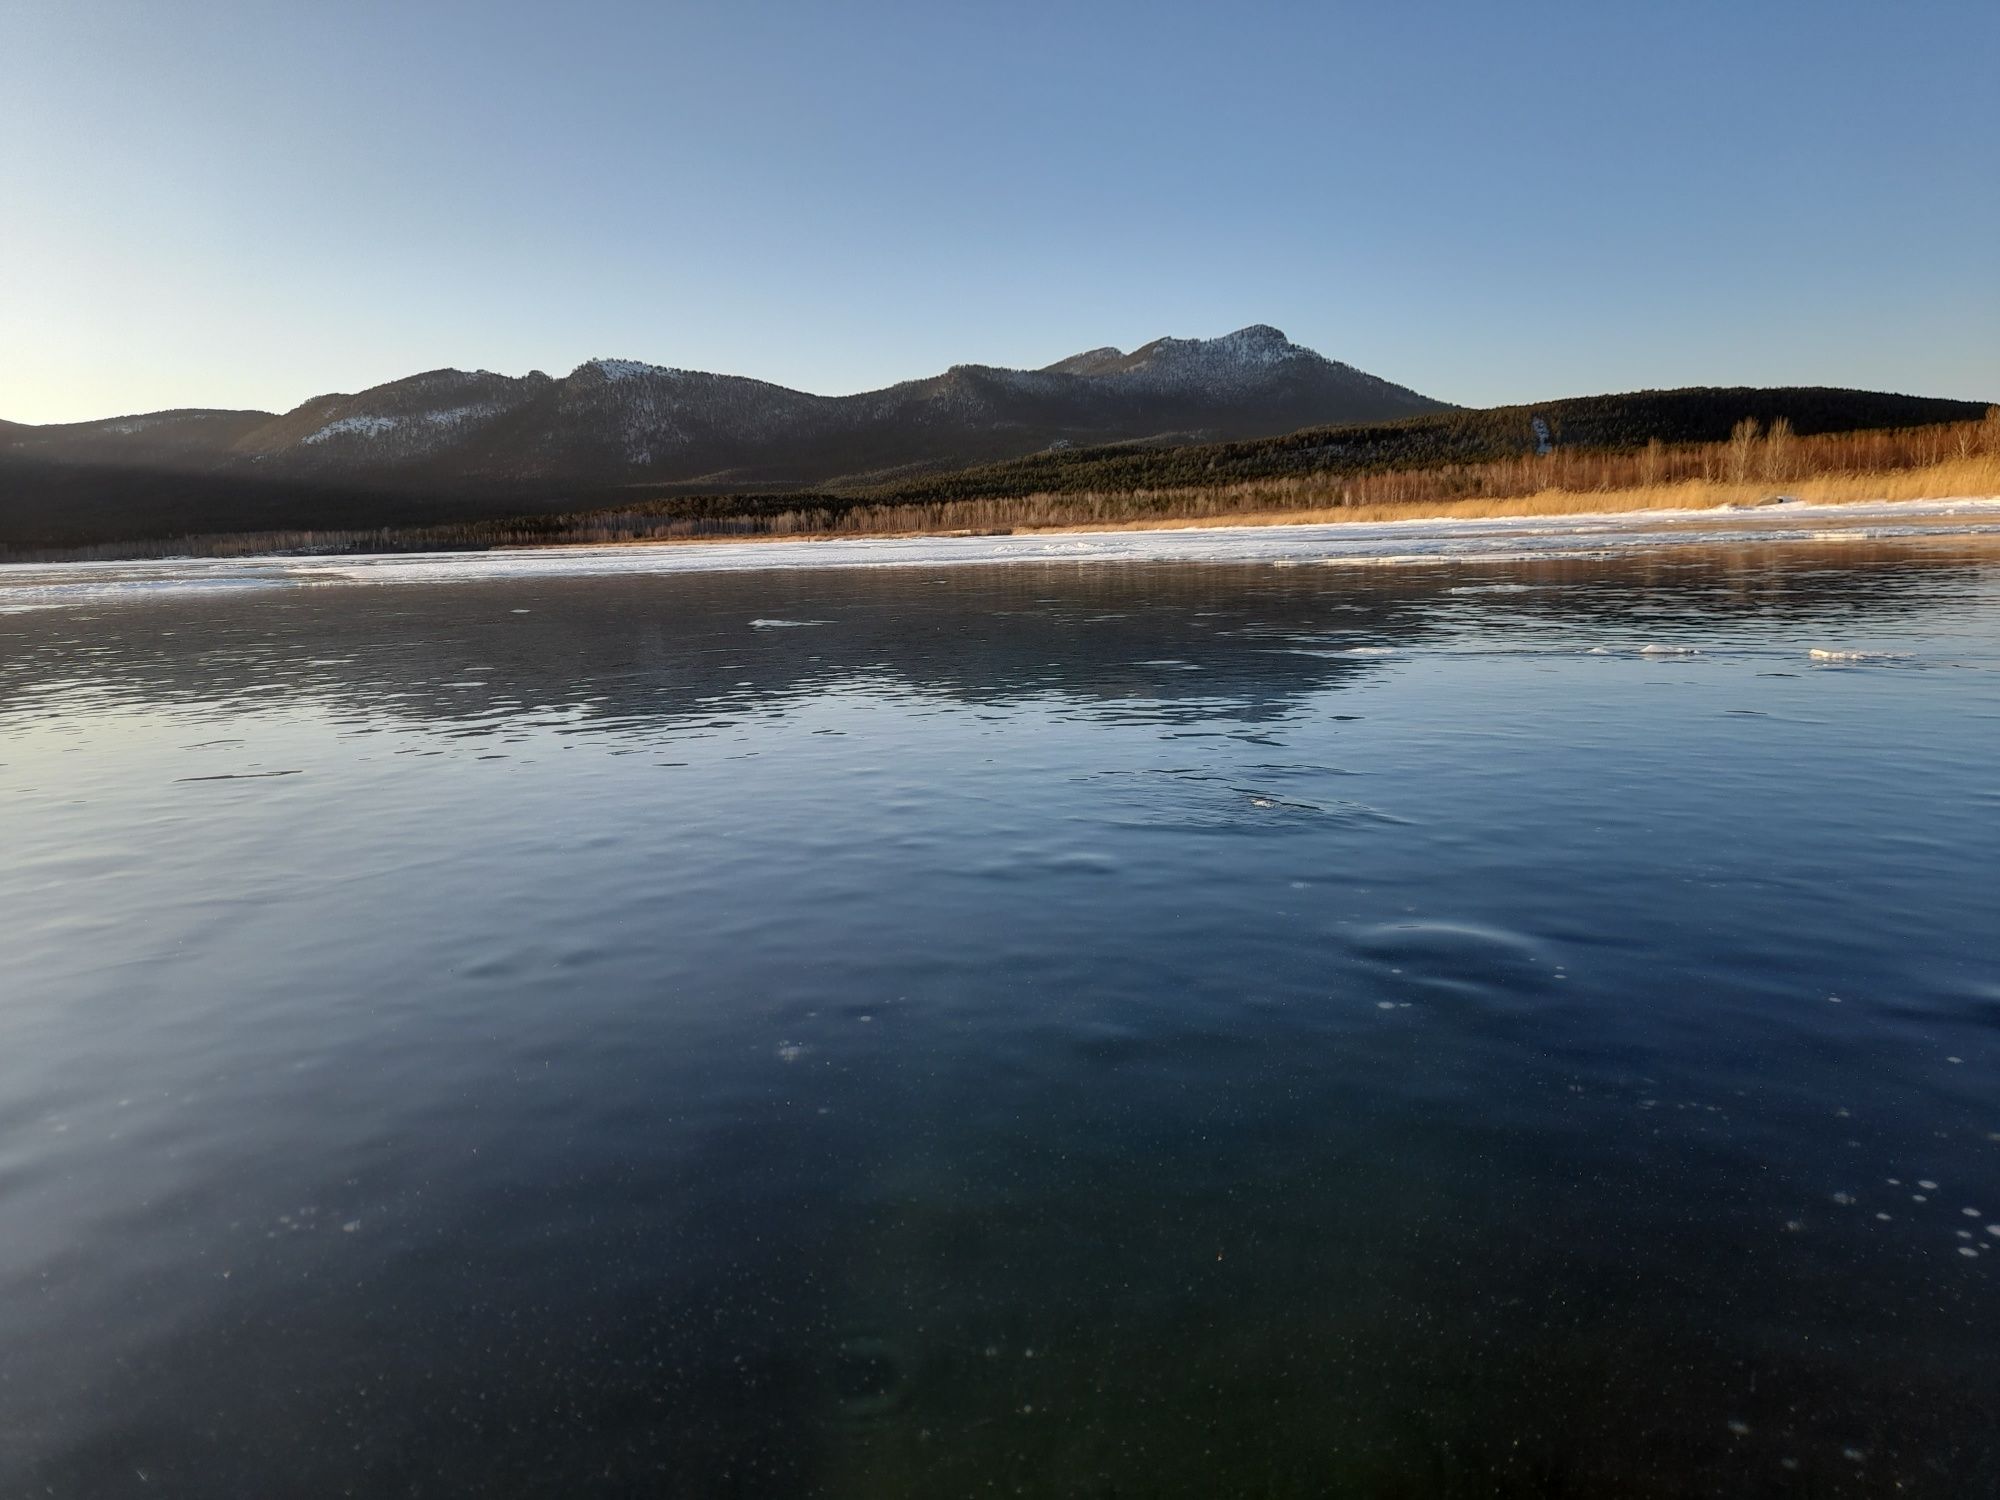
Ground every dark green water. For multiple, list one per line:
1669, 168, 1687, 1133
2, 541, 1997, 1497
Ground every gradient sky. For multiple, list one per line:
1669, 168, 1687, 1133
4, 0, 1996, 425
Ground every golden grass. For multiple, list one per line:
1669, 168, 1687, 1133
732, 415, 2000, 541
1018, 454, 2000, 535
554, 455, 2000, 550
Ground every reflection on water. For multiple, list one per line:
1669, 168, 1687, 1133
2, 541, 1998, 1496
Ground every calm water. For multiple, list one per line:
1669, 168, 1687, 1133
3, 541, 1998, 1497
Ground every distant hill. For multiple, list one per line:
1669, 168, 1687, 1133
0, 327, 1445, 546
830, 387, 1994, 507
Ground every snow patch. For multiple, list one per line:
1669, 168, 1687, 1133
420, 405, 497, 429
300, 405, 498, 450
303, 415, 400, 444
582, 358, 683, 382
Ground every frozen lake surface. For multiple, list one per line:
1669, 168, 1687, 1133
3, 533, 1998, 1495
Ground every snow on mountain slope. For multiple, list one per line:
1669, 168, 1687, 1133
2, 327, 1449, 492
585, 358, 672, 382
1043, 324, 1435, 409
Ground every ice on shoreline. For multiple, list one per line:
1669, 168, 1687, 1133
3, 497, 1998, 610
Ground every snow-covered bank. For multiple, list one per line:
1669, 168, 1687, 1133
4, 497, 1999, 611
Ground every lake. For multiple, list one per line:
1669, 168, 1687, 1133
2, 536, 1997, 1496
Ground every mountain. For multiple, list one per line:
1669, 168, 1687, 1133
0, 327, 1447, 545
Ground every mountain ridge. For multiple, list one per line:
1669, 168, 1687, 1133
2, 326, 1444, 481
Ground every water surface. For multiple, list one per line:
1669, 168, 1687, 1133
3, 540, 1998, 1496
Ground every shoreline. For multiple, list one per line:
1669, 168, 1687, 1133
555, 489, 2000, 552
9, 446, 1998, 570
4, 496, 2000, 607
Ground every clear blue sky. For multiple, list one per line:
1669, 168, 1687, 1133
4, 0, 1995, 424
